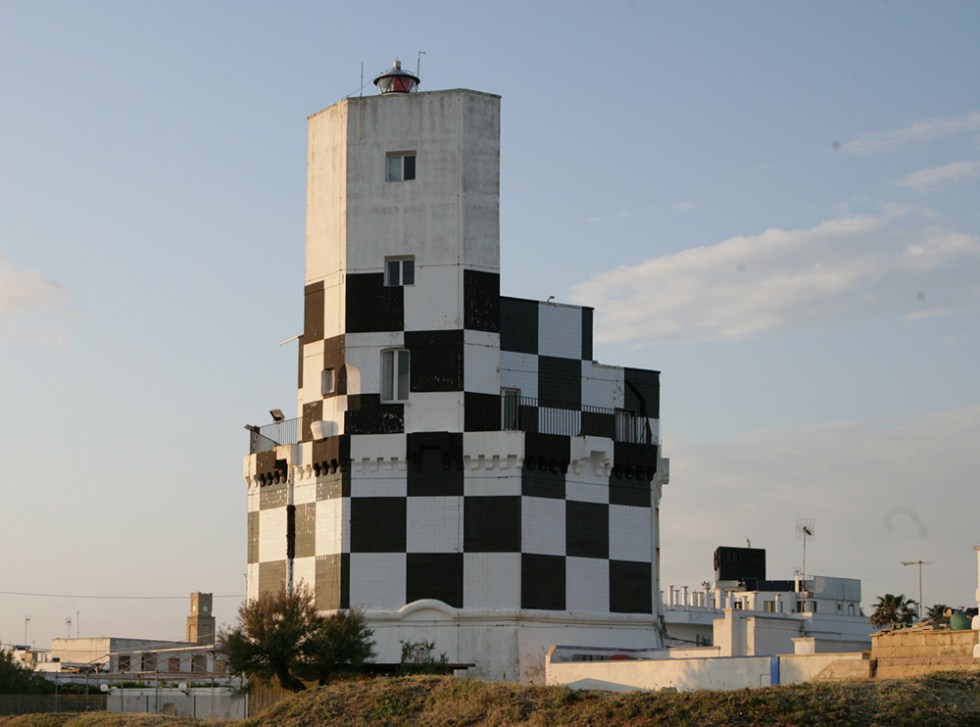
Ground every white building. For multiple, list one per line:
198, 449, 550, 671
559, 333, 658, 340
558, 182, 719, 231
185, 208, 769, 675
663, 547, 870, 656
242, 61, 669, 683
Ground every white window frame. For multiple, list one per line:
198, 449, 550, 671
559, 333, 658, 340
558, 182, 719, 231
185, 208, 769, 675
321, 368, 335, 396
386, 152, 416, 181
381, 348, 410, 402
385, 256, 415, 287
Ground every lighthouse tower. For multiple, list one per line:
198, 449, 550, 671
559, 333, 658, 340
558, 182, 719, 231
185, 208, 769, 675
244, 61, 668, 682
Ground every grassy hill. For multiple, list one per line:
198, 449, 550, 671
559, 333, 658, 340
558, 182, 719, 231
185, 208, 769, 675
2, 671, 979, 726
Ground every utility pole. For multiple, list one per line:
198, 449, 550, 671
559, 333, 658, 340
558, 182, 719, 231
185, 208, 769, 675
901, 560, 932, 620
24, 616, 30, 645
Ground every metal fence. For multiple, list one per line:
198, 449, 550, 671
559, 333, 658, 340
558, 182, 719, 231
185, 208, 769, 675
0, 694, 107, 715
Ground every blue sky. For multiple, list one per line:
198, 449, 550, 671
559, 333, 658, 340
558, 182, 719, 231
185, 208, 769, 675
1, 0, 978, 646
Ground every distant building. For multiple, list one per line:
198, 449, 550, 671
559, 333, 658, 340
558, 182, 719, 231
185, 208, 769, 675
663, 546, 870, 655
45, 593, 223, 676
242, 62, 669, 682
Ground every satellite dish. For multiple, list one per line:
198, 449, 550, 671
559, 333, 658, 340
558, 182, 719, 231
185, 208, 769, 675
100, 684, 109, 693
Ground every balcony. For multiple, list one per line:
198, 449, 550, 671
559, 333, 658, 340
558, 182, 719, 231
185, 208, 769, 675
246, 396, 658, 454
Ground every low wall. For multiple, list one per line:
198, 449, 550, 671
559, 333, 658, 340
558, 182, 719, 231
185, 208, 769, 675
871, 629, 980, 679
545, 649, 869, 692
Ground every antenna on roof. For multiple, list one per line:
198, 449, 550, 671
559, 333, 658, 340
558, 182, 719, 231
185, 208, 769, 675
796, 519, 816, 591
417, 49, 426, 78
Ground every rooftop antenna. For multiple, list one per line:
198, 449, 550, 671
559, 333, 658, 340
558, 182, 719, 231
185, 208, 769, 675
900, 559, 932, 621
796, 518, 816, 592
417, 49, 426, 78
24, 616, 30, 645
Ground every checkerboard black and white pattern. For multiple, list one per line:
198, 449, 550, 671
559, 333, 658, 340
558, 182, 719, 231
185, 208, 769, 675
247, 280, 662, 618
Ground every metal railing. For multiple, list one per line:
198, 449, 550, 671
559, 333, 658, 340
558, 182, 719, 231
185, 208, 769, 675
247, 397, 657, 454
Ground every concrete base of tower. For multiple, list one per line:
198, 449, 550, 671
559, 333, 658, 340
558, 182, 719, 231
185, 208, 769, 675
361, 599, 664, 684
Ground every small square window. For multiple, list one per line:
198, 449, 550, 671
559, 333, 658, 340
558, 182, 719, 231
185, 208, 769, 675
386, 152, 416, 181
321, 368, 335, 396
385, 257, 414, 286
381, 349, 410, 402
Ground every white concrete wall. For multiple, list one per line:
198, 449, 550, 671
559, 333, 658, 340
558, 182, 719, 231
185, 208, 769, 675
364, 600, 660, 684
546, 650, 869, 692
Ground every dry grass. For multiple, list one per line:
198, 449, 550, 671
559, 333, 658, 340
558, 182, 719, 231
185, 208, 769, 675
3, 671, 979, 726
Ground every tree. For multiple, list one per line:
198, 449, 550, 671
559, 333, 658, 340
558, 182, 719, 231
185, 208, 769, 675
218, 583, 374, 691
870, 593, 918, 629
925, 603, 949, 624
0, 650, 53, 695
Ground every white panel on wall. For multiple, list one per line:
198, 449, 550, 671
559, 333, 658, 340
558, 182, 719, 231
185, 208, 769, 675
319, 395, 348, 436
315, 497, 347, 556
300, 342, 325, 405
521, 497, 565, 556
258, 508, 286, 563
464, 331, 501, 396
322, 278, 345, 341
565, 474, 609, 505
348, 471, 407, 498
349, 553, 407, 609
350, 433, 407, 463
293, 479, 317, 506
500, 351, 538, 399
345, 331, 405, 396
293, 556, 316, 592
406, 496, 463, 552
463, 553, 521, 609
609, 504, 653, 562
566, 556, 609, 613
538, 303, 582, 360
404, 392, 463, 433
403, 264, 462, 331
581, 362, 624, 410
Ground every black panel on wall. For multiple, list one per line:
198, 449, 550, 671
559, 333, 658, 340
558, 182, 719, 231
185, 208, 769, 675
407, 432, 463, 496
464, 392, 500, 432
610, 560, 652, 614
521, 554, 565, 610
346, 273, 403, 332
538, 356, 582, 410
581, 307, 594, 362
522, 467, 565, 499
302, 400, 323, 443
500, 297, 538, 354
566, 501, 609, 559
406, 553, 464, 608
405, 329, 464, 392
464, 270, 500, 332
463, 496, 521, 552
304, 281, 325, 341
581, 410, 615, 439
609, 475, 651, 508
524, 433, 570, 472
624, 368, 661, 418
323, 334, 347, 397
350, 497, 406, 552
315, 554, 346, 611
345, 394, 404, 434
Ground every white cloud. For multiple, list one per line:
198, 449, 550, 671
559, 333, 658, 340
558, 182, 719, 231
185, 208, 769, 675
893, 160, 980, 192
840, 111, 980, 154
0, 254, 73, 316
569, 216, 980, 344
659, 403, 980, 609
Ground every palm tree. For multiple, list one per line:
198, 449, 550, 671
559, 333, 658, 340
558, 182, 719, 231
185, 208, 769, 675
925, 603, 949, 623
870, 593, 918, 628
